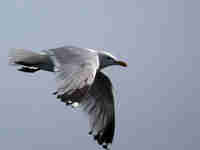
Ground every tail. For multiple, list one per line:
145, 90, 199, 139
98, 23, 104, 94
8, 49, 44, 73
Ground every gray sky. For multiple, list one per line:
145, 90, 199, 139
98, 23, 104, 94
0, 0, 199, 150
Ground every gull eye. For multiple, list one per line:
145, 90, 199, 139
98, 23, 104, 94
107, 56, 112, 60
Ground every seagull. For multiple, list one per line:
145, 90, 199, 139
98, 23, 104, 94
8, 46, 127, 149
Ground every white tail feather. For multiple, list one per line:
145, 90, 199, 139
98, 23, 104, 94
8, 48, 40, 65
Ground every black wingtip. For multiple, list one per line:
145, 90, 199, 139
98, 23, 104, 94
88, 131, 93, 135
102, 144, 109, 150
52, 91, 58, 95
18, 66, 40, 73
90, 131, 113, 150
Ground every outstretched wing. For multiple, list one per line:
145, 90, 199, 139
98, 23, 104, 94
82, 72, 115, 149
59, 71, 115, 149
45, 46, 99, 100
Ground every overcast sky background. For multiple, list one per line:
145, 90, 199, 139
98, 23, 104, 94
0, 1, 199, 150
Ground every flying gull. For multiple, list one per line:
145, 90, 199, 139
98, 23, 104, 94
8, 46, 127, 149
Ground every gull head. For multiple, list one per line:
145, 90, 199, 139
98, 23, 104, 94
98, 51, 127, 69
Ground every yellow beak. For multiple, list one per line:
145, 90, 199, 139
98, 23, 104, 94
116, 60, 128, 67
